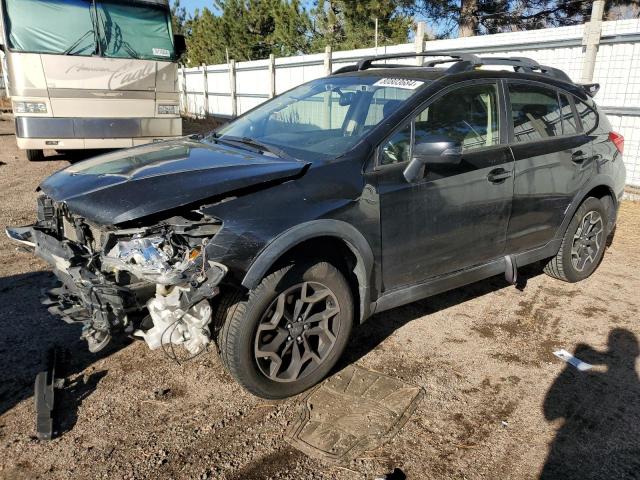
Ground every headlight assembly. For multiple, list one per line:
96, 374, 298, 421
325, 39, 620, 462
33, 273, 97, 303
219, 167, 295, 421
158, 104, 179, 115
103, 235, 193, 284
14, 101, 47, 114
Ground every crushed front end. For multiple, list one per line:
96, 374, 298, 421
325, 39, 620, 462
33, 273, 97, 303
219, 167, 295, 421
6, 195, 227, 354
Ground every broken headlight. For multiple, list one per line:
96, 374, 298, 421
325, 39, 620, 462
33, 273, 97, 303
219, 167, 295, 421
103, 234, 196, 285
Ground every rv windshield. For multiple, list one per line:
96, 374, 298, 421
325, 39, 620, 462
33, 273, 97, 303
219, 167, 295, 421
2, 0, 175, 61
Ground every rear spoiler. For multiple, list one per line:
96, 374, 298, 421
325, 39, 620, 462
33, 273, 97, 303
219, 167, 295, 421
579, 83, 600, 97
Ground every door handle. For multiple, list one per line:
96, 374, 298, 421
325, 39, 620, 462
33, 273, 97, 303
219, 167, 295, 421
487, 168, 512, 184
571, 151, 589, 163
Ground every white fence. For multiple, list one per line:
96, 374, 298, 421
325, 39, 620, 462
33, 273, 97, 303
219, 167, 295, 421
179, 19, 640, 187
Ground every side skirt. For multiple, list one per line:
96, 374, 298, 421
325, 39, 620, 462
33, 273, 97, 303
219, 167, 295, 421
371, 239, 561, 315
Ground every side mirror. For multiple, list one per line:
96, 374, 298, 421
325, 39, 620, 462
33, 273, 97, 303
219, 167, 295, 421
403, 139, 462, 183
173, 34, 186, 58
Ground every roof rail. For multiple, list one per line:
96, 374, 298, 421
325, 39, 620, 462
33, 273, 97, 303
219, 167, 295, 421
331, 51, 573, 84
447, 56, 572, 83
350, 52, 481, 72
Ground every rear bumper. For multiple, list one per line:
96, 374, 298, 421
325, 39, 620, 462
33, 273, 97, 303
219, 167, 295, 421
15, 116, 182, 140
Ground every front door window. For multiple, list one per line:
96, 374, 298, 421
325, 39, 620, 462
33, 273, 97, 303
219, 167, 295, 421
415, 84, 500, 152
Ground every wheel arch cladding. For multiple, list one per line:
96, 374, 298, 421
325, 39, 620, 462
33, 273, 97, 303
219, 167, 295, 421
558, 176, 617, 242
241, 219, 375, 323
584, 184, 617, 231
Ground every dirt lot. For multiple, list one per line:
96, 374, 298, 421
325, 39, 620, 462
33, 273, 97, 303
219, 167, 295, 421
1, 112, 639, 480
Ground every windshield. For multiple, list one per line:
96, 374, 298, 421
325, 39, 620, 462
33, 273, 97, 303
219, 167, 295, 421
2, 0, 175, 61
215, 76, 426, 161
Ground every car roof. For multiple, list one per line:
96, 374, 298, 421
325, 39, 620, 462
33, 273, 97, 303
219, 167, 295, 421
331, 53, 596, 101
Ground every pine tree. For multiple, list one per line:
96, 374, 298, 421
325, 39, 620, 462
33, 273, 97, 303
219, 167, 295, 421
410, 0, 640, 37
171, 0, 189, 35
185, 0, 311, 66
185, 8, 222, 65
310, 0, 411, 51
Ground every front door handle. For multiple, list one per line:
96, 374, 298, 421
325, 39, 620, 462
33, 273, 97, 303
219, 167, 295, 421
487, 168, 512, 184
571, 150, 589, 163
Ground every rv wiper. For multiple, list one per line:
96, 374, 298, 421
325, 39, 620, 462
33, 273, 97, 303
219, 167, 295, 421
63, 30, 95, 55
121, 43, 141, 60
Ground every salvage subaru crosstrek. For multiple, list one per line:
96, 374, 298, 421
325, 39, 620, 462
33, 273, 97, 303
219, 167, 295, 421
7, 53, 626, 399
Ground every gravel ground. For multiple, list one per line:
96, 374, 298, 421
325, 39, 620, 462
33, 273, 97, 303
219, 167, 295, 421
1, 113, 639, 480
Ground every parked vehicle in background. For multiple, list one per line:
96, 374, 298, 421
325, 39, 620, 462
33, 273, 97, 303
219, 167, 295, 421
0, 0, 185, 161
6, 53, 626, 399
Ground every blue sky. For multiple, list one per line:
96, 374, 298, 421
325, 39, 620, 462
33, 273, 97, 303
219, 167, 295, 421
173, 0, 210, 14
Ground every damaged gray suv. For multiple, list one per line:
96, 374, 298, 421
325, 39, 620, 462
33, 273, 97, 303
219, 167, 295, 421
7, 53, 626, 399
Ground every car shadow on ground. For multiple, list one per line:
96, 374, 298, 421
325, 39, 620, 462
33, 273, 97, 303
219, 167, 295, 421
540, 328, 640, 480
339, 263, 543, 369
0, 271, 130, 423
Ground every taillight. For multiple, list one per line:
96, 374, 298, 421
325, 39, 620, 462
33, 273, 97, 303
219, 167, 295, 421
609, 131, 624, 155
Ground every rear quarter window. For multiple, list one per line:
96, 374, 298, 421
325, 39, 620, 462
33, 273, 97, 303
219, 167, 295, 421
575, 99, 608, 134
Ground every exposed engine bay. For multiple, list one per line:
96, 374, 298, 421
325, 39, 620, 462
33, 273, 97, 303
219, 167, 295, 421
8, 194, 227, 355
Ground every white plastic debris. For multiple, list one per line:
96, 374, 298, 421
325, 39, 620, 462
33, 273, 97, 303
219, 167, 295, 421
135, 286, 212, 355
553, 349, 593, 371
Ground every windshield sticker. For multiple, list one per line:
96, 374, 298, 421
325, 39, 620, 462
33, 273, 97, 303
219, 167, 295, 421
153, 48, 171, 58
373, 78, 424, 90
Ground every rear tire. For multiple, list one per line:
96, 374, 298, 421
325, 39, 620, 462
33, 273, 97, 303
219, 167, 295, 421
26, 149, 45, 162
543, 197, 608, 282
216, 261, 353, 399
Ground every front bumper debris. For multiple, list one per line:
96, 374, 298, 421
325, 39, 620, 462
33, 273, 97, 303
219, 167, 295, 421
6, 224, 227, 354
6, 226, 36, 248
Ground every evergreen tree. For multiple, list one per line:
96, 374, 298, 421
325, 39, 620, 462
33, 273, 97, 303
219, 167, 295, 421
185, 0, 311, 66
411, 0, 640, 37
185, 8, 222, 65
170, 0, 189, 35
310, 0, 412, 51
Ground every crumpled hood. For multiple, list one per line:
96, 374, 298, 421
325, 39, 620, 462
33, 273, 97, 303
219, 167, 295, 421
40, 139, 309, 226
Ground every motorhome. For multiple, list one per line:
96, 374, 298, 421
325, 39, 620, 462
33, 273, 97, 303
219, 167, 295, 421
0, 0, 185, 160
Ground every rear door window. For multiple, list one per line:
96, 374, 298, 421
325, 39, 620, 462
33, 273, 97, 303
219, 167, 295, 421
509, 84, 564, 142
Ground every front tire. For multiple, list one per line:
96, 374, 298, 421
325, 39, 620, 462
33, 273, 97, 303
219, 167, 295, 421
217, 261, 353, 399
544, 197, 608, 282
26, 149, 45, 162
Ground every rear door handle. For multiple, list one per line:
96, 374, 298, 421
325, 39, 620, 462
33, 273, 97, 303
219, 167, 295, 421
487, 168, 512, 184
571, 151, 589, 163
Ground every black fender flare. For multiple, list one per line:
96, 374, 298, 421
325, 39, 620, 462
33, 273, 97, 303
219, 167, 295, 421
555, 174, 617, 242
241, 219, 375, 322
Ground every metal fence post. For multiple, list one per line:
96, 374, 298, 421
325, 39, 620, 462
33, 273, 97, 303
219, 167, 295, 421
415, 22, 426, 66
322, 46, 333, 129
202, 63, 209, 117
229, 59, 237, 118
269, 54, 276, 98
324, 45, 332, 76
581, 0, 605, 83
